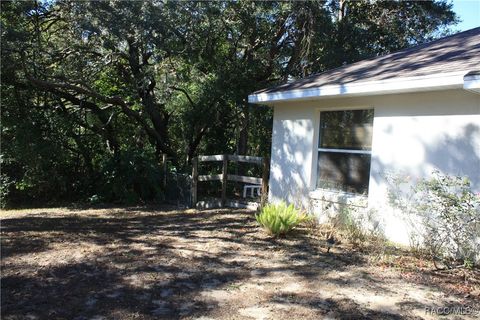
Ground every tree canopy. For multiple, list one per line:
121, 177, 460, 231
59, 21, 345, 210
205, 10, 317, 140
1, 0, 458, 206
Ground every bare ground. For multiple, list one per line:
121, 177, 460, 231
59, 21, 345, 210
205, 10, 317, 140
1, 207, 479, 320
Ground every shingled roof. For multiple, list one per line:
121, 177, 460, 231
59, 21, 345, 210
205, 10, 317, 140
250, 27, 480, 101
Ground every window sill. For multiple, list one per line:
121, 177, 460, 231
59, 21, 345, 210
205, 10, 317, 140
309, 189, 368, 208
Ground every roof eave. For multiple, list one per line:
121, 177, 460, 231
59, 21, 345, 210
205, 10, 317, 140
248, 71, 467, 105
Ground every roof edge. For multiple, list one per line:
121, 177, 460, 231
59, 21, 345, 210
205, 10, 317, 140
248, 71, 467, 104
253, 28, 480, 96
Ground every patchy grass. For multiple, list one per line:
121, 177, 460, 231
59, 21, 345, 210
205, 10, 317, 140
1, 206, 479, 319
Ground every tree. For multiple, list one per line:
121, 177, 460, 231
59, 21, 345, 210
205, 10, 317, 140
1, 0, 458, 205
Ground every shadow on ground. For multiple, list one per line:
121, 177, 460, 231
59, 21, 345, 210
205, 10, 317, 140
1, 207, 475, 319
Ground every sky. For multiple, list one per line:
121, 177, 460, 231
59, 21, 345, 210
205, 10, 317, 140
452, 0, 480, 31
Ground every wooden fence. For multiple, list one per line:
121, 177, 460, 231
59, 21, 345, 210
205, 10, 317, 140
191, 154, 269, 209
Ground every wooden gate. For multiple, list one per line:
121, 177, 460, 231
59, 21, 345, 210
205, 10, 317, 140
191, 154, 269, 209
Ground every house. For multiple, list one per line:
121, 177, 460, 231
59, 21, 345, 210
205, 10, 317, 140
248, 27, 480, 244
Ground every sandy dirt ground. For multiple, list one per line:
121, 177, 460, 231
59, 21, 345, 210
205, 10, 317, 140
1, 206, 479, 319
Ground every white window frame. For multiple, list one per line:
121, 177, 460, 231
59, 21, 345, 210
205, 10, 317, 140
315, 108, 374, 195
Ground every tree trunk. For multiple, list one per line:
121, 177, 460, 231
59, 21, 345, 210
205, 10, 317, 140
338, 0, 346, 21
237, 103, 249, 156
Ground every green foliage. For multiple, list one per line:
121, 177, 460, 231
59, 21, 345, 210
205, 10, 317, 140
0, 0, 458, 206
256, 202, 309, 237
98, 151, 164, 204
336, 207, 368, 244
0, 173, 14, 208
388, 170, 480, 268
330, 206, 384, 246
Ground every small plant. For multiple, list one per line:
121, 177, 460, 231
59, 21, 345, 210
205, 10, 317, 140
0, 174, 14, 208
88, 194, 102, 204
256, 202, 309, 237
327, 205, 384, 246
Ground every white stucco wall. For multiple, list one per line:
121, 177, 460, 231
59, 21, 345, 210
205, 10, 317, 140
268, 89, 480, 244
269, 105, 315, 209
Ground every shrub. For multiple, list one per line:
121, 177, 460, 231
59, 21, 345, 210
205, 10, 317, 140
334, 206, 383, 245
0, 174, 14, 208
99, 151, 164, 204
388, 170, 480, 269
320, 205, 385, 249
256, 202, 309, 237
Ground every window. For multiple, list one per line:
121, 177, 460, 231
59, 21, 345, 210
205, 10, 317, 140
317, 109, 373, 194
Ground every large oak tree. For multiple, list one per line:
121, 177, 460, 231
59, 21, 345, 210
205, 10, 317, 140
1, 0, 457, 205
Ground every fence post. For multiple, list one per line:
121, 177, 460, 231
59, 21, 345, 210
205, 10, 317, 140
162, 154, 168, 189
191, 157, 198, 208
261, 157, 270, 207
221, 154, 228, 207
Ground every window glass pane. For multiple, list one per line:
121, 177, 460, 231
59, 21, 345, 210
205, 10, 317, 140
319, 109, 373, 150
316, 152, 371, 194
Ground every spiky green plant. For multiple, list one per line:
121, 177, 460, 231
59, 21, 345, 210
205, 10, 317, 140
256, 202, 309, 237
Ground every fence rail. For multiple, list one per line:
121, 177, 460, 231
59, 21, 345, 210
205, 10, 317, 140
191, 154, 269, 209
227, 174, 262, 184
197, 174, 223, 182
197, 154, 263, 164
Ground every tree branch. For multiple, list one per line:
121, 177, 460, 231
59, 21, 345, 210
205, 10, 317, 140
169, 86, 195, 108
